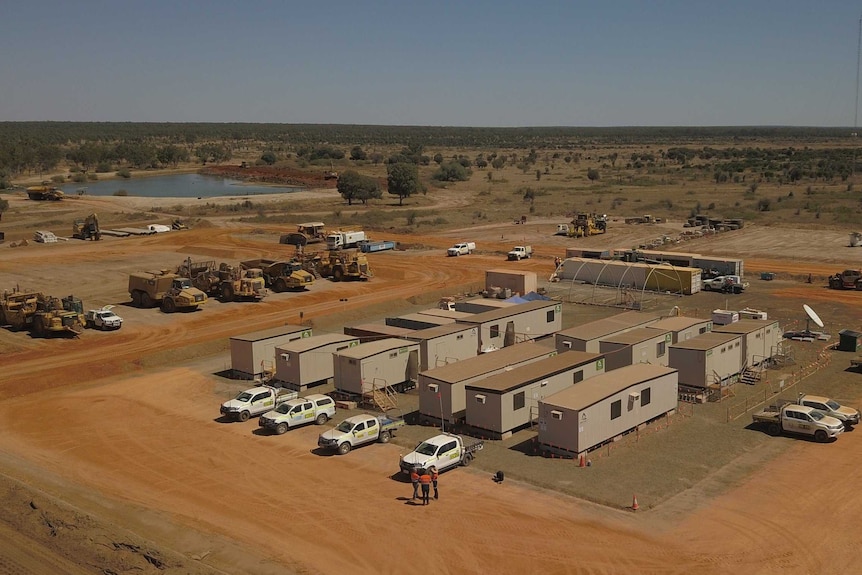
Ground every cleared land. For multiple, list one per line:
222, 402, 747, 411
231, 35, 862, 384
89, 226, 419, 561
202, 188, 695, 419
1, 164, 862, 574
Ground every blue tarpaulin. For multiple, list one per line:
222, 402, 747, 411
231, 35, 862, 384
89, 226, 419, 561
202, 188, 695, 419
504, 291, 551, 303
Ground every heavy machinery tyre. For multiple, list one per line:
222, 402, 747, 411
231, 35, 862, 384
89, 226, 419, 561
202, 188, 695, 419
315, 413, 328, 425
332, 267, 344, 282
239, 410, 250, 423
815, 430, 828, 443
767, 423, 780, 437
462, 452, 473, 466
140, 292, 153, 308
379, 431, 391, 443
131, 291, 143, 307
274, 278, 287, 293
337, 442, 351, 455
161, 298, 176, 313
275, 422, 288, 435
221, 284, 234, 301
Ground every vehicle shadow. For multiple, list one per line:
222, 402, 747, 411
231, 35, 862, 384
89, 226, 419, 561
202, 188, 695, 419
389, 472, 410, 483
310, 447, 336, 457
213, 415, 238, 424
745, 422, 840, 442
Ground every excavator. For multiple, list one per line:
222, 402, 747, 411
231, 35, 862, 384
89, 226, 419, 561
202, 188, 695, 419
72, 213, 101, 240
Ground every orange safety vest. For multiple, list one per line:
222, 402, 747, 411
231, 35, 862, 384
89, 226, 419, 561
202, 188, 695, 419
419, 473, 432, 485
410, 470, 419, 483
430, 469, 438, 481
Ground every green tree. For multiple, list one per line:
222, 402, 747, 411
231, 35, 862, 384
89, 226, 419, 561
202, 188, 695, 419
260, 150, 278, 165
432, 161, 471, 182
587, 168, 600, 181
491, 157, 506, 170
337, 170, 381, 205
387, 163, 420, 205
433, 153, 444, 165
350, 146, 367, 161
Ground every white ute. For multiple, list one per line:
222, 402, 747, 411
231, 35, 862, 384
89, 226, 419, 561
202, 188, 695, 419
447, 242, 476, 256
399, 433, 484, 475
258, 394, 336, 434
220, 385, 298, 422
507, 245, 532, 260
317, 413, 405, 455
84, 306, 123, 330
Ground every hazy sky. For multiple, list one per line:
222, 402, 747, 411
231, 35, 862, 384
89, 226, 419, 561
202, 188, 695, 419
1, 1, 859, 126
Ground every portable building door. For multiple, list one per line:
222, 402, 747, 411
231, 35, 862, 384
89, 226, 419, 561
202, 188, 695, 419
504, 321, 516, 347
407, 350, 419, 381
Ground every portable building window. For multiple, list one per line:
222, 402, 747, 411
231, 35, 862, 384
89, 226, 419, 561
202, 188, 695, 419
641, 387, 651, 407
281, 353, 291, 361
551, 410, 563, 420
389, 352, 398, 359
490, 324, 500, 338
735, 341, 740, 347
475, 394, 486, 404
573, 370, 583, 384
563, 341, 573, 349
611, 400, 621, 420
349, 359, 357, 365
513, 391, 525, 410
428, 383, 439, 393
546, 310, 555, 323
656, 341, 666, 357
456, 334, 464, 340
699, 327, 708, 334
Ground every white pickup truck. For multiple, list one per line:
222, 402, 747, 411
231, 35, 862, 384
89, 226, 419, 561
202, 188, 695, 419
752, 402, 844, 442
507, 245, 532, 261
84, 306, 123, 330
797, 395, 860, 427
258, 394, 336, 434
317, 413, 405, 455
447, 242, 476, 256
399, 433, 484, 475
702, 275, 749, 293
220, 385, 298, 422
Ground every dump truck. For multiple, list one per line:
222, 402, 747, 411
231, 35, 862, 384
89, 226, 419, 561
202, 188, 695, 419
399, 433, 484, 475
128, 271, 208, 312
72, 213, 101, 240
317, 413, 405, 455
507, 246, 532, 261
30, 295, 85, 337
258, 394, 337, 434
828, 269, 862, 290
26, 186, 64, 201
304, 250, 371, 282
220, 385, 298, 422
240, 258, 315, 292
752, 401, 844, 442
280, 222, 326, 247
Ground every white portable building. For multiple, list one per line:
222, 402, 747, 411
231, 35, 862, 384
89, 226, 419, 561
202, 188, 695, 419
386, 313, 454, 331
668, 332, 743, 389
555, 311, 661, 353
230, 325, 312, 378
598, 327, 672, 371
344, 322, 416, 343
649, 316, 713, 344
333, 338, 420, 394
713, 319, 782, 368
456, 300, 562, 352
404, 323, 479, 371
274, 333, 359, 391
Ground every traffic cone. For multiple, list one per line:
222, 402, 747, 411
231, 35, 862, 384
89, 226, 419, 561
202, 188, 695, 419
631, 495, 639, 511
579, 454, 586, 468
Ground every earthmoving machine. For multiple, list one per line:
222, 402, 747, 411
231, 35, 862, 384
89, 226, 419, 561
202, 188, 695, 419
128, 271, 208, 312
26, 185, 64, 201
303, 250, 371, 282
323, 160, 338, 181
217, 264, 268, 301
570, 213, 607, 237
280, 222, 327, 247
240, 258, 315, 292
177, 259, 222, 295
171, 219, 189, 230
30, 295, 85, 337
828, 269, 862, 290
0, 289, 41, 331
72, 213, 101, 240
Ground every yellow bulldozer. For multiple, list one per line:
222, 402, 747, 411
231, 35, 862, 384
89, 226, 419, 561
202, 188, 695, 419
303, 250, 372, 282
564, 213, 608, 238
73, 213, 101, 240
0, 290, 84, 336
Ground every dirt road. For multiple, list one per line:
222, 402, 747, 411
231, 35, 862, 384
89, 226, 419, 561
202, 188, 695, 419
1, 210, 862, 574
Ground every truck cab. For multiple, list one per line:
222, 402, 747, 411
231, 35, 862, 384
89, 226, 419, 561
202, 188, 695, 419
258, 394, 336, 434
798, 395, 860, 427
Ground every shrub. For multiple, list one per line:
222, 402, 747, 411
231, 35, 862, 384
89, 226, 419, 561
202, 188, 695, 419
95, 162, 112, 173
51, 175, 65, 183
71, 173, 87, 183
117, 169, 132, 179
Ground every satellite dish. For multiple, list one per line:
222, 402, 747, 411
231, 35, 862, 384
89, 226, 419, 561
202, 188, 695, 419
803, 304, 824, 328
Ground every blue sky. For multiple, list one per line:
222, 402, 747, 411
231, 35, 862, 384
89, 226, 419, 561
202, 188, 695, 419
0, 1, 858, 126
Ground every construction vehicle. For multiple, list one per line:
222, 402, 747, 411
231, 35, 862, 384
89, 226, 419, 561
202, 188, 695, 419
326, 230, 367, 250
567, 213, 607, 237
752, 401, 844, 442
399, 433, 484, 475
218, 264, 268, 302
177, 259, 222, 295
280, 222, 327, 247
303, 250, 371, 282
828, 269, 862, 290
72, 214, 101, 240
31, 295, 85, 337
240, 258, 315, 292
0, 289, 41, 331
220, 385, 298, 422
171, 219, 189, 230
26, 185, 64, 201
128, 271, 208, 312
317, 413, 405, 455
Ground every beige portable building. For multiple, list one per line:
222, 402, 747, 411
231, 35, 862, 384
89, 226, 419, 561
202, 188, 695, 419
230, 325, 312, 378
386, 313, 454, 331
274, 333, 359, 391
555, 311, 661, 353
452, 298, 515, 314
538, 364, 678, 455
404, 323, 479, 371
344, 322, 415, 343
485, 269, 538, 296
333, 338, 420, 394
649, 316, 713, 344
599, 327, 672, 371
713, 319, 782, 368
668, 332, 743, 389
456, 300, 562, 352
418, 342, 558, 424
465, 352, 605, 439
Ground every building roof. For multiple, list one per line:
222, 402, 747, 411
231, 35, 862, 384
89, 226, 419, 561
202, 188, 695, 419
416, 308, 474, 320
231, 324, 309, 342
542, 364, 677, 411
669, 332, 739, 351
344, 323, 416, 338
394, 313, 454, 325
335, 338, 418, 360
421, 343, 556, 384
557, 311, 661, 341
456, 300, 557, 325
600, 327, 669, 346
465, 352, 602, 393
459, 297, 514, 309
485, 268, 536, 277
275, 333, 358, 353
405, 323, 475, 341
650, 316, 712, 331
713, 318, 779, 335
